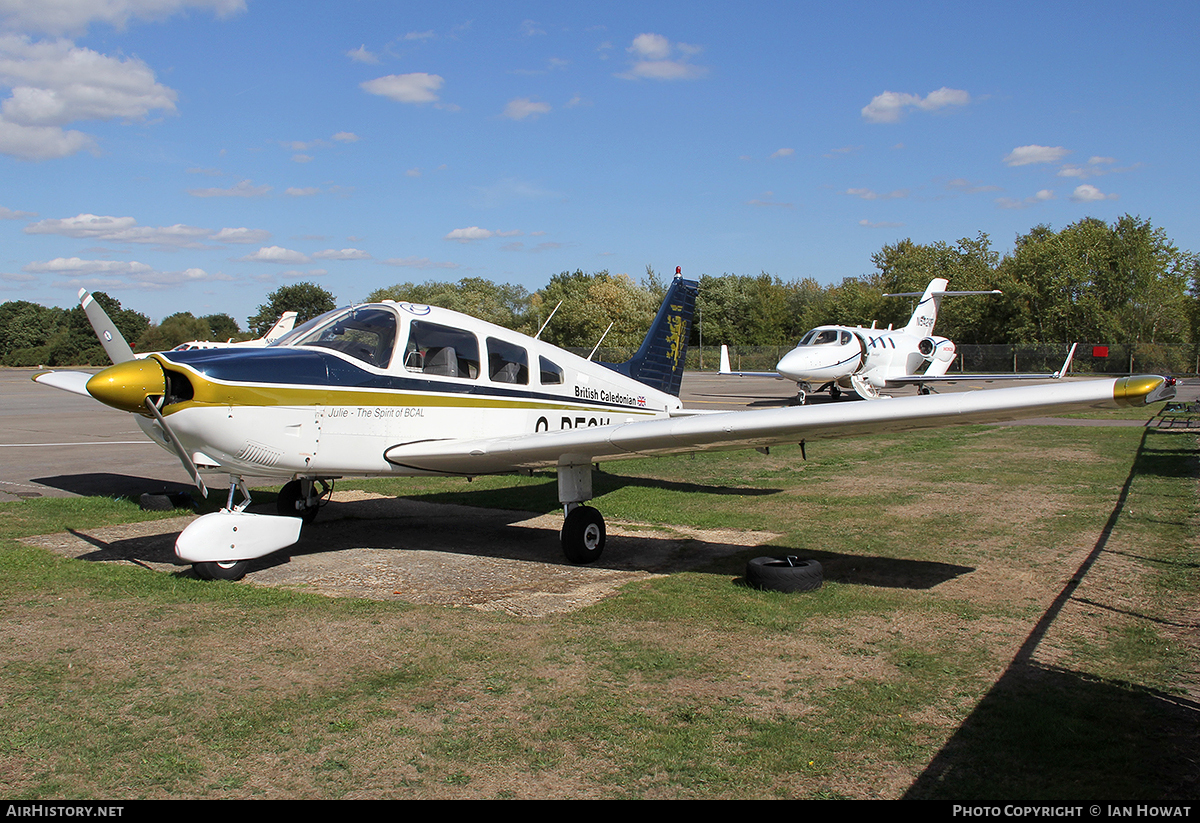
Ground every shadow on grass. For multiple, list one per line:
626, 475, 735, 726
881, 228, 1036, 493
905, 429, 1200, 799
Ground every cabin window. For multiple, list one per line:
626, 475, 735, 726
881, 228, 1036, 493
290, 307, 398, 368
840, 331, 852, 345
403, 320, 480, 379
486, 337, 529, 384
539, 356, 564, 385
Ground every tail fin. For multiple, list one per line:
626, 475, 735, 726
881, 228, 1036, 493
605, 273, 698, 396
261, 311, 298, 343
901, 278, 949, 336
78, 288, 137, 364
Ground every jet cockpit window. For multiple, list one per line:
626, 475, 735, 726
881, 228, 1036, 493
800, 329, 840, 346
285, 307, 398, 368
403, 320, 480, 379
486, 337, 528, 384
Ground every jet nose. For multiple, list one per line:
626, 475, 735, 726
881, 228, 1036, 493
86, 358, 165, 414
775, 348, 810, 381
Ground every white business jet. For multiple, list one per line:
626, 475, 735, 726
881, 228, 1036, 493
720, 278, 1074, 403
34, 274, 1170, 581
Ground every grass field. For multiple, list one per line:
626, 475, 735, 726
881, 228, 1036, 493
0, 419, 1196, 799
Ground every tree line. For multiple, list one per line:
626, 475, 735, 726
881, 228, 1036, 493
3, 215, 1196, 369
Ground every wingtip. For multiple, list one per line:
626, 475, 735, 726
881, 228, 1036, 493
1113, 375, 1176, 406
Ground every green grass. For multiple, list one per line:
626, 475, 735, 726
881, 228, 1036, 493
0, 421, 1195, 799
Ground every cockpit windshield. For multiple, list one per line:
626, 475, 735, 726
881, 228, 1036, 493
797, 328, 842, 346
270, 306, 398, 368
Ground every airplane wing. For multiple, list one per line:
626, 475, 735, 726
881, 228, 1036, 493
888, 343, 1079, 387
385, 375, 1171, 475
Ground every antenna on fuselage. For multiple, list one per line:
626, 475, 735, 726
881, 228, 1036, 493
588, 322, 615, 361
534, 301, 563, 340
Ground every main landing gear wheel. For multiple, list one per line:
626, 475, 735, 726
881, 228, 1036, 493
193, 560, 250, 581
561, 505, 606, 564
277, 479, 321, 523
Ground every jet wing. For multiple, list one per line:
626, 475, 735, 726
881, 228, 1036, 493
385, 375, 1172, 475
885, 373, 1064, 386
890, 344, 1079, 387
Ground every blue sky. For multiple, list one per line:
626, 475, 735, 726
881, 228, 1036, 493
0, 0, 1196, 324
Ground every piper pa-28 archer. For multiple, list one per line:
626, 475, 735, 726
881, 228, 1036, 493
719, 278, 1075, 403
34, 274, 1172, 581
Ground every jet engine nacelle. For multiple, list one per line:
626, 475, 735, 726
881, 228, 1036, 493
918, 336, 956, 363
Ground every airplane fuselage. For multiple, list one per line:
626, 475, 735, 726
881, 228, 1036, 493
134, 301, 679, 481
774, 325, 955, 396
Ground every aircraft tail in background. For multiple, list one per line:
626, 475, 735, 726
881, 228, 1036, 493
605, 272, 698, 397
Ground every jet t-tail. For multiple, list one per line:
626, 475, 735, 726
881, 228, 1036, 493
35, 275, 1173, 581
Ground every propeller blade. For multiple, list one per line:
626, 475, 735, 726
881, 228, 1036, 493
79, 289, 136, 364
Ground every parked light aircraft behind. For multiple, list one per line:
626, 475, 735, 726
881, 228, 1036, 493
169, 311, 297, 351
719, 279, 1072, 403
34, 275, 1172, 582
79, 289, 298, 360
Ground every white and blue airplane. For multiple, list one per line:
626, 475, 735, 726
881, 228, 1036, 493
34, 274, 1171, 581
720, 278, 1074, 403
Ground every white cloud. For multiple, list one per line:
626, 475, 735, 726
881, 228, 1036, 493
332, 131, 359, 142
23, 257, 153, 274
241, 246, 310, 264
0, 33, 181, 159
629, 33, 671, 60
1057, 156, 1121, 179
0, 36, 177, 125
209, 227, 270, 244
618, 33, 706, 81
503, 97, 550, 120
187, 179, 271, 197
861, 87, 970, 123
360, 72, 444, 104
845, 187, 908, 200
995, 190, 1057, 209
1003, 145, 1070, 166
312, 248, 371, 260
1070, 184, 1117, 202
0, 205, 35, 219
0, 0, 246, 37
346, 44, 379, 64
769, 148, 794, 159
24, 213, 220, 246
285, 186, 320, 197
